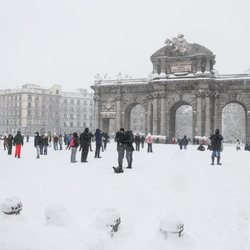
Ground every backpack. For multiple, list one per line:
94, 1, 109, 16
70, 138, 75, 147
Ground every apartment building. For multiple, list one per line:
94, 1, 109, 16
0, 84, 94, 135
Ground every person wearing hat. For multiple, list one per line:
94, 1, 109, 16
209, 129, 223, 165
13, 131, 23, 158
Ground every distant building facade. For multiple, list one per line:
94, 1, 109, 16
0, 84, 94, 135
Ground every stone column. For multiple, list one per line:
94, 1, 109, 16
115, 94, 121, 131
94, 95, 100, 129
246, 112, 250, 143
147, 96, 152, 134
205, 93, 211, 136
205, 59, 210, 72
152, 94, 158, 135
153, 61, 158, 74
213, 92, 220, 131
196, 92, 202, 136
160, 94, 166, 135
195, 58, 202, 76
160, 59, 166, 78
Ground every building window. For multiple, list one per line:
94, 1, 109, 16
70, 122, 73, 128
56, 90, 59, 94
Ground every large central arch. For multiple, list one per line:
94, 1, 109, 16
91, 34, 250, 141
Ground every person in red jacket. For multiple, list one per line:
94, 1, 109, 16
13, 131, 24, 158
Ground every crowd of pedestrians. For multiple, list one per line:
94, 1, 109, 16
1, 127, 248, 170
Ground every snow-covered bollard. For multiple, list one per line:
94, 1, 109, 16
159, 218, 184, 238
95, 209, 121, 236
1, 197, 23, 215
45, 205, 70, 226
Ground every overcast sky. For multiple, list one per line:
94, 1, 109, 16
0, 0, 249, 91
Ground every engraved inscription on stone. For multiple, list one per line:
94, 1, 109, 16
171, 64, 192, 73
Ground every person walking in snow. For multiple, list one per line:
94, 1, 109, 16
125, 130, 134, 168
140, 135, 145, 148
236, 139, 241, 151
34, 132, 42, 159
94, 129, 103, 158
42, 133, 49, 155
13, 131, 23, 158
180, 135, 188, 150
210, 129, 223, 165
113, 128, 127, 173
3, 135, 8, 151
7, 134, 14, 155
103, 132, 110, 151
134, 133, 141, 151
79, 128, 91, 163
146, 133, 153, 153
53, 133, 59, 150
70, 132, 79, 163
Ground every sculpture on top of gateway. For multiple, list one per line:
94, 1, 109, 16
165, 33, 191, 56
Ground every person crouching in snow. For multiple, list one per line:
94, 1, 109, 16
209, 129, 223, 165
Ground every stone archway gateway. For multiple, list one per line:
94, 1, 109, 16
91, 34, 250, 141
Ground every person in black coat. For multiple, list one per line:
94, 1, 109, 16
94, 129, 103, 158
210, 129, 223, 165
34, 132, 42, 159
134, 133, 141, 151
79, 128, 91, 163
113, 128, 126, 173
42, 134, 49, 155
13, 131, 23, 158
180, 135, 188, 150
103, 132, 110, 151
7, 134, 14, 155
125, 130, 134, 168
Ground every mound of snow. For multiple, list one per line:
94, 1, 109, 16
159, 217, 184, 238
1, 197, 22, 215
94, 208, 121, 236
44, 204, 71, 226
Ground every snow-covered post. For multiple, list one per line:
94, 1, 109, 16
1, 197, 22, 215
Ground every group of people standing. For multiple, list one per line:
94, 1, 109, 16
0, 131, 23, 158
67, 128, 110, 163
113, 129, 154, 173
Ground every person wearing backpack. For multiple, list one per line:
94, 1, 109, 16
209, 129, 223, 165
70, 132, 79, 163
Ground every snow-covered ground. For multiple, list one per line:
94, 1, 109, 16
0, 140, 249, 250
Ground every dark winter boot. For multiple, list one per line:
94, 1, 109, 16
113, 166, 124, 173
217, 157, 222, 165
211, 156, 215, 165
